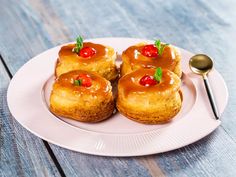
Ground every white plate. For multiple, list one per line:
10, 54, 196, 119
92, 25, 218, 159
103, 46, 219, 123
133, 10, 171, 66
7, 38, 228, 156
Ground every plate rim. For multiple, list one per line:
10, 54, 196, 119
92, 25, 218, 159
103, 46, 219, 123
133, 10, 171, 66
7, 37, 228, 156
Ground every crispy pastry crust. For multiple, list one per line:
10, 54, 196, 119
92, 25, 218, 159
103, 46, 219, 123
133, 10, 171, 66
117, 68, 182, 124
50, 70, 115, 122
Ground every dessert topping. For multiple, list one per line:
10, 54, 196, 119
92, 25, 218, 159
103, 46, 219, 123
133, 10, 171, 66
72, 36, 83, 53
72, 36, 96, 58
79, 47, 96, 58
139, 67, 162, 86
154, 67, 162, 82
141, 39, 169, 57
74, 74, 92, 87
139, 75, 157, 86
141, 44, 158, 57
154, 39, 169, 56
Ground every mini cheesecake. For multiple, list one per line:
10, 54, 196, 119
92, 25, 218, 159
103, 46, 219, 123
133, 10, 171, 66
50, 70, 115, 122
117, 68, 182, 124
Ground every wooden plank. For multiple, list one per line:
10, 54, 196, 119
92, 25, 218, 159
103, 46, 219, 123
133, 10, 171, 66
1, 0, 236, 176
156, 128, 236, 177
0, 59, 61, 176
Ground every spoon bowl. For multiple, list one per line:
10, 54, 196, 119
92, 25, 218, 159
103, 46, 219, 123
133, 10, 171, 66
189, 54, 213, 76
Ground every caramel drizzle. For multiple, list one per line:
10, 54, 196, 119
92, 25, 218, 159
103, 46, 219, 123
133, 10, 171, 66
59, 42, 107, 63
119, 69, 180, 97
55, 70, 110, 96
123, 45, 177, 70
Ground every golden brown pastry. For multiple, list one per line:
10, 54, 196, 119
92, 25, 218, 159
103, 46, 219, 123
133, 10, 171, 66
55, 36, 118, 81
116, 68, 182, 124
121, 40, 182, 77
50, 70, 115, 122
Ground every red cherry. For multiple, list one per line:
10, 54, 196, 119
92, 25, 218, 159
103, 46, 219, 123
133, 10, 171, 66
79, 47, 96, 58
141, 44, 158, 57
139, 75, 157, 86
76, 74, 92, 87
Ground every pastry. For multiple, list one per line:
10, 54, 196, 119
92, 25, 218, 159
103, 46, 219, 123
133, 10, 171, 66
55, 36, 118, 81
50, 70, 115, 122
117, 67, 182, 124
121, 39, 182, 77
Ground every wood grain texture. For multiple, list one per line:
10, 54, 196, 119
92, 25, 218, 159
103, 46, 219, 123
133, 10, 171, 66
0, 60, 60, 177
1, 0, 236, 176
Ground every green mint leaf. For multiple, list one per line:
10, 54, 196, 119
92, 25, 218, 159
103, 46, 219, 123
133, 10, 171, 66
155, 40, 161, 50
159, 43, 169, 55
72, 35, 83, 53
74, 79, 82, 86
154, 67, 162, 82
154, 39, 169, 56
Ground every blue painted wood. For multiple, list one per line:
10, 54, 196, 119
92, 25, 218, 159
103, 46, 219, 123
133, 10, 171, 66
1, 0, 236, 176
0, 60, 60, 176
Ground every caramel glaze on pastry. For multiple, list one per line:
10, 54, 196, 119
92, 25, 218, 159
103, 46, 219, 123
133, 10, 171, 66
55, 42, 118, 81
50, 70, 115, 122
121, 43, 182, 77
117, 68, 182, 124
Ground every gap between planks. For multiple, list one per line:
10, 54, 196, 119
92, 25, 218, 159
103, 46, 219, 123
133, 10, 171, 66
0, 54, 66, 177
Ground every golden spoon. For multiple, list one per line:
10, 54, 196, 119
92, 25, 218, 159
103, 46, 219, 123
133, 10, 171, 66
189, 54, 219, 120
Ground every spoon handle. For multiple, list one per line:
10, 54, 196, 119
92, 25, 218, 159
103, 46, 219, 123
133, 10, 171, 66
203, 75, 220, 120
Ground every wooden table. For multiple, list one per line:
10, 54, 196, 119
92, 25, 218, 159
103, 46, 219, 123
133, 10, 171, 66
1, 0, 236, 176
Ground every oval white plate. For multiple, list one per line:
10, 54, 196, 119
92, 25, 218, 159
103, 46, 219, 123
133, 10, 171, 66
7, 38, 228, 156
